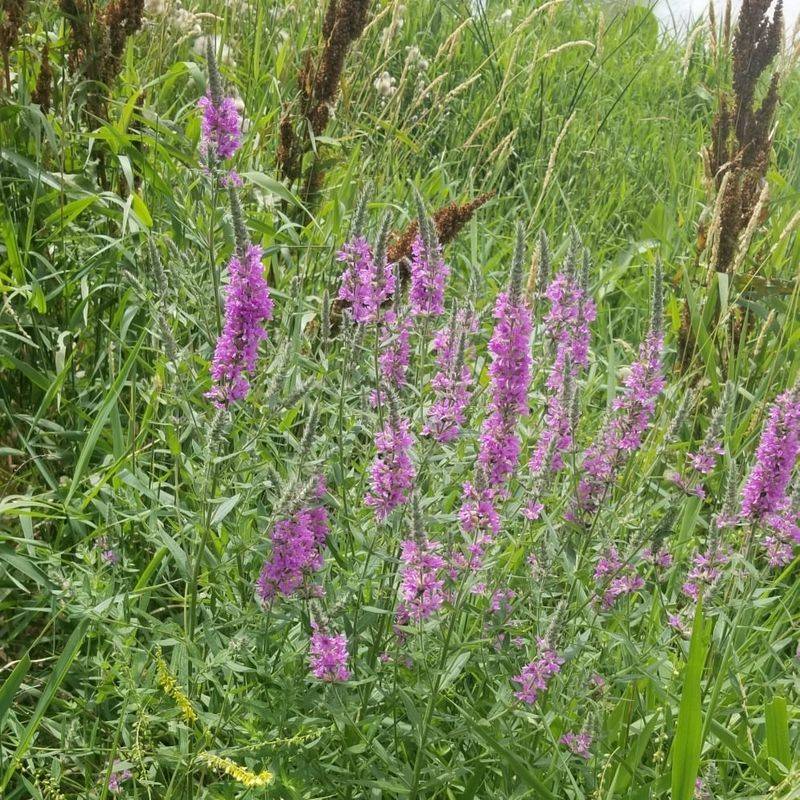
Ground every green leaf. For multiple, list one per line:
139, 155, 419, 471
65, 330, 145, 506
0, 619, 90, 791
670, 599, 708, 800
764, 695, 791, 779
0, 655, 30, 730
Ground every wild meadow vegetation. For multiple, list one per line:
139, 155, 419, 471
1, 0, 800, 797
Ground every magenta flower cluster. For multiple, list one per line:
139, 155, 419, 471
560, 730, 593, 759
207, 243, 274, 406
309, 622, 351, 682
423, 313, 475, 443
256, 487, 329, 603
681, 545, 730, 601
576, 330, 664, 518
365, 416, 415, 520
378, 310, 412, 388
198, 94, 242, 162
409, 233, 449, 316
338, 236, 396, 324
741, 388, 800, 520
593, 547, 644, 609
478, 291, 533, 487
512, 643, 564, 704
530, 266, 595, 472
396, 538, 447, 624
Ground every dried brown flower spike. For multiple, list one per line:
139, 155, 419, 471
0, 0, 28, 92
706, 0, 782, 275
278, 0, 372, 202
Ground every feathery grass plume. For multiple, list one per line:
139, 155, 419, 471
387, 191, 494, 266
154, 647, 197, 723
706, 0, 782, 274
574, 262, 665, 520
32, 40, 52, 111
198, 752, 273, 788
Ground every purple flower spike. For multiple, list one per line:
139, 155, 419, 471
365, 414, 415, 520
741, 387, 800, 521
198, 94, 242, 162
309, 622, 350, 682
206, 243, 274, 406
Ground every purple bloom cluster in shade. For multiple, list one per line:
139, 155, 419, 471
378, 310, 411, 387
365, 416, 415, 520
762, 509, 800, 566
309, 622, 351, 682
512, 642, 564, 704
423, 313, 476, 443
560, 730, 593, 759
741, 388, 800, 520
593, 547, 644, 609
206, 243, 274, 406
681, 545, 730, 600
396, 538, 447, 624
531, 268, 596, 472
575, 330, 665, 519
256, 485, 329, 603
198, 94, 242, 162
477, 291, 533, 487
337, 236, 396, 324
108, 762, 132, 795
409, 233, 449, 316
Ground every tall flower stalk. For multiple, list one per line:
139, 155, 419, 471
409, 189, 450, 317
530, 231, 595, 473
575, 262, 665, 520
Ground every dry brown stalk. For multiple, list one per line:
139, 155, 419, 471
705, 0, 782, 275
278, 0, 371, 200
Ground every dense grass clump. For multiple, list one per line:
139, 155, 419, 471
1, 1, 800, 798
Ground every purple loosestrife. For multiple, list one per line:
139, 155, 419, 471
560, 731, 593, 760
256, 480, 329, 603
423, 308, 476, 443
365, 400, 415, 520
409, 189, 449, 316
396, 538, 447, 625
309, 622, 351, 682
378, 310, 412, 388
206, 242, 274, 405
477, 225, 533, 488
512, 643, 563, 704
686, 383, 732, 475
337, 216, 396, 324
681, 544, 730, 601
531, 234, 596, 473
575, 262, 665, 519
108, 763, 132, 795
593, 547, 644, 609
741, 385, 800, 520
198, 38, 242, 163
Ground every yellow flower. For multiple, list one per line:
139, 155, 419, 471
198, 752, 273, 788
154, 647, 198, 724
